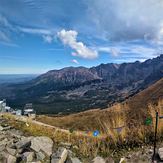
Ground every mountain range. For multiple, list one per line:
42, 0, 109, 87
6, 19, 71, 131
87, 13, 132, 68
0, 54, 162, 114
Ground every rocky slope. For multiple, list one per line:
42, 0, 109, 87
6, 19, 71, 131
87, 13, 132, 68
1, 55, 163, 114
0, 116, 163, 163
0, 117, 82, 163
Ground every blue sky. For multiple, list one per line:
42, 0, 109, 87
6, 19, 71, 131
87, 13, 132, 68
0, 0, 163, 74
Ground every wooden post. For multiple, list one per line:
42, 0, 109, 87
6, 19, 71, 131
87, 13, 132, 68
152, 111, 158, 162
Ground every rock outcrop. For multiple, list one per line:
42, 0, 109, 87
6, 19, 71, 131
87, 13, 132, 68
0, 118, 82, 163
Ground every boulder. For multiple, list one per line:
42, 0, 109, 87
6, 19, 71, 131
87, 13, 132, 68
105, 157, 114, 163
67, 150, 76, 158
66, 157, 82, 163
60, 142, 72, 149
15, 137, 31, 149
92, 157, 106, 163
31, 136, 53, 156
0, 125, 12, 131
0, 144, 5, 152
0, 125, 4, 131
0, 134, 5, 141
7, 129, 23, 138
7, 154, 17, 163
2, 126, 12, 131
6, 147, 17, 156
22, 152, 35, 162
36, 151, 46, 161
158, 147, 163, 160
0, 138, 8, 145
51, 147, 68, 163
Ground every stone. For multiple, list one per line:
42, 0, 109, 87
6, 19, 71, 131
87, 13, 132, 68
0, 151, 9, 158
67, 150, 76, 158
2, 126, 12, 131
148, 149, 153, 155
158, 147, 163, 160
51, 147, 68, 163
66, 157, 82, 163
105, 157, 114, 163
0, 138, 8, 145
72, 145, 79, 150
22, 152, 35, 162
7, 154, 17, 163
7, 129, 23, 138
92, 157, 106, 163
15, 137, 31, 149
60, 142, 72, 149
0, 125, 12, 131
0, 134, 5, 141
0, 144, 5, 152
119, 157, 126, 163
0, 157, 7, 163
31, 136, 53, 156
6, 147, 17, 156
0, 125, 4, 131
36, 151, 46, 161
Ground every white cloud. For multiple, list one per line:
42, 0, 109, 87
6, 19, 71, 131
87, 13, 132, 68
0, 15, 13, 43
18, 27, 56, 43
18, 27, 52, 35
98, 47, 120, 56
95, 43, 159, 60
71, 59, 79, 64
130, 46, 157, 56
110, 48, 120, 57
57, 29, 98, 59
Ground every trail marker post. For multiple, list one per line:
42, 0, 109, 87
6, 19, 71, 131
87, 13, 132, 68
152, 111, 158, 162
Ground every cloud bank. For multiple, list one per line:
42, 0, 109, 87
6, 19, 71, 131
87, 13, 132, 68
57, 29, 98, 59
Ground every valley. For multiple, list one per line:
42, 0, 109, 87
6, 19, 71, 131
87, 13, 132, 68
0, 55, 162, 114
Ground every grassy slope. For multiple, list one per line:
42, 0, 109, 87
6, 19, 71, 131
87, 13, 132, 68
127, 77, 163, 110
36, 78, 163, 132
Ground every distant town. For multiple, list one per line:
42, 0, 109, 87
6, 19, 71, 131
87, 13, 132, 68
0, 99, 36, 119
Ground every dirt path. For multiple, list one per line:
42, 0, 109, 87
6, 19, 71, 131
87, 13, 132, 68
3, 114, 107, 139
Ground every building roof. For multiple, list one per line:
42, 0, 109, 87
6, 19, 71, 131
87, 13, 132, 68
0, 101, 4, 104
24, 109, 34, 112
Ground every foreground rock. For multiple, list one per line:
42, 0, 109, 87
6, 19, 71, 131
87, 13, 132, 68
15, 137, 32, 149
0, 118, 82, 163
31, 136, 53, 156
66, 157, 82, 163
7, 154, 17, 163
92, 156, 105, 163
51, 147, 68, 163
158, 147, 163, 160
